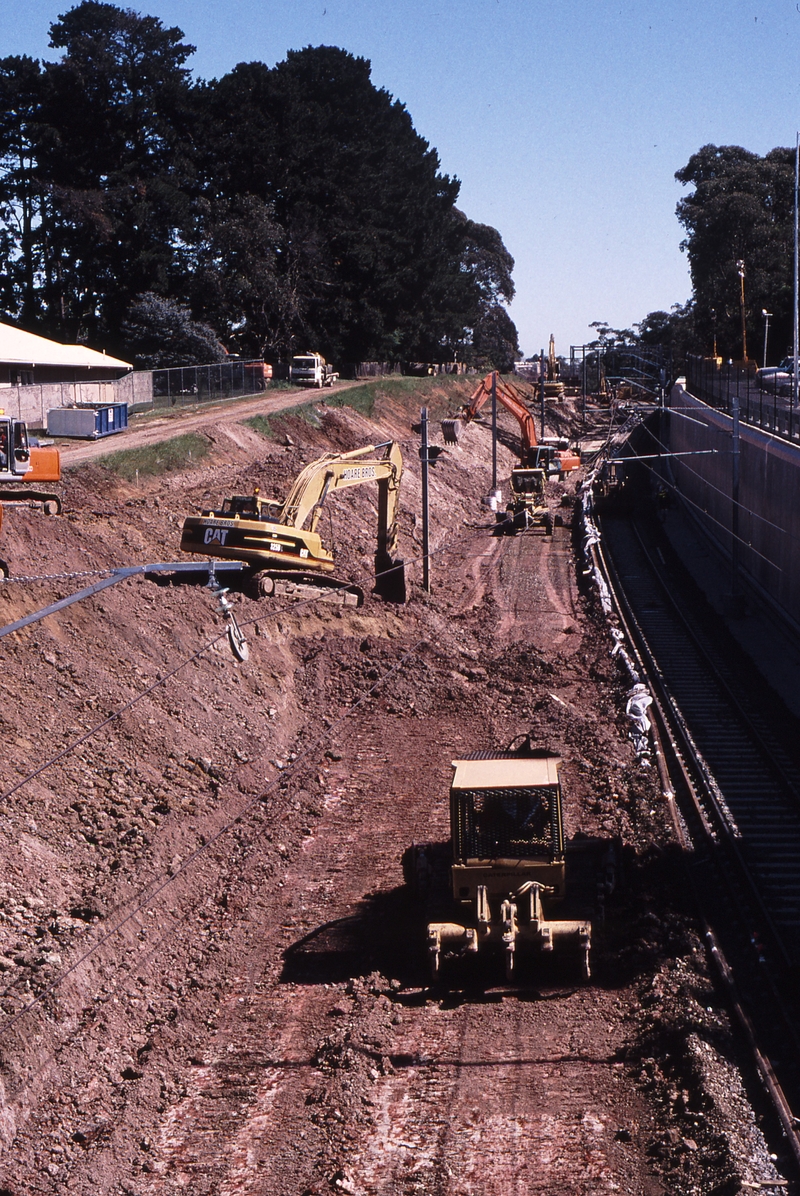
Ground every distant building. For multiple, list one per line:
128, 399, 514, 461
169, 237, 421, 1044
0, 322, 131, 388
514, 359, 542, 380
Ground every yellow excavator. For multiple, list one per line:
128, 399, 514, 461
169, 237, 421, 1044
180, 442, 405, 604
544, 333, 565, 399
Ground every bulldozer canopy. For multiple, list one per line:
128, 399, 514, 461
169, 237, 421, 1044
451, 757, 560, 791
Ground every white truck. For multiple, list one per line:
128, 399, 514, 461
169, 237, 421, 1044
289, 352, 339, 389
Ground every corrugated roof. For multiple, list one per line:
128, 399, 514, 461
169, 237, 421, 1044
451, 757, 561, 790
0, 321, 131, 370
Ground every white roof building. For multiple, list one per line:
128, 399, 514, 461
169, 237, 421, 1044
0, 321, 131, 381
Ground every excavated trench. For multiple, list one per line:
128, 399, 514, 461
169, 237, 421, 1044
0, 385, 788, 1194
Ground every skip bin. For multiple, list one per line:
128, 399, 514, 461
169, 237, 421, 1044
47, 403, 128, 439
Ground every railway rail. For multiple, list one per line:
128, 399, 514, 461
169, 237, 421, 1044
593, 504, 800, 1178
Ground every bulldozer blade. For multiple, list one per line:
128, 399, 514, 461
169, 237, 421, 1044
441, 419, 460, 446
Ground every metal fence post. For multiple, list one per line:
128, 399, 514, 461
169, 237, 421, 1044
420, 407, 431, 593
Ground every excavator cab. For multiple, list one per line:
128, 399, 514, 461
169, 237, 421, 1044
219, 495, 259, 518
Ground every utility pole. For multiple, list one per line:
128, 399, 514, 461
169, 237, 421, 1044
731, 388, 740, 603
420, 407, 431, 593
540, 349, 546, 440
491, 371, 498, 493
737, 260, 748, 361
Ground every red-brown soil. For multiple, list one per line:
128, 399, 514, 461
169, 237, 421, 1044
0, 384, 785, 1194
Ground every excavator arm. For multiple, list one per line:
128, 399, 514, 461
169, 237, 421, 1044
280, 441, 403, 593
280, 442, 402, 538
461, 374, 540, 458
444, 373, 580, 476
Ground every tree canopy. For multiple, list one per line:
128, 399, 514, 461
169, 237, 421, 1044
674, 143, 795, 362
0, 5, 518, 369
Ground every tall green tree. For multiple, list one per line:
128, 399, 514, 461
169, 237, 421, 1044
0, 55, 47, 325
0, 7, 519, 368
37, 2, 196, 345
675, 144, 794, 362
196, 45, 515, 363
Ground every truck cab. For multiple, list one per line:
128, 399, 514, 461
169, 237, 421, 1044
289, 353, 338, 389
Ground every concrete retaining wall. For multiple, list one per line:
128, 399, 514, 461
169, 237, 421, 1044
669, 380, 800, 624
0, 371, 153, 429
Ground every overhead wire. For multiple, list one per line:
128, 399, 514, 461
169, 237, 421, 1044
0, 512, 512, 1036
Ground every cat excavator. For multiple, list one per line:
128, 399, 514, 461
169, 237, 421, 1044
180, 441, 405, 605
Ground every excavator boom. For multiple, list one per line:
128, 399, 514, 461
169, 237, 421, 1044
442, 373, 580, 476
462, 374, 540, 456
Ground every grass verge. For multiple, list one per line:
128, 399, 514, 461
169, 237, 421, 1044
244, 374, 478, 438
97, 432, 211, 481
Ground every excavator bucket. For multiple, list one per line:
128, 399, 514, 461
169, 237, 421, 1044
374, 555, 406, 603
441, 418, 461, 445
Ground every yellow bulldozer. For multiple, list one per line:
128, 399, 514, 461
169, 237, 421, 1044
407, 746, 592, 982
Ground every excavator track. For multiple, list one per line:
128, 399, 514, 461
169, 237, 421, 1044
251, 570, 364, 607
0, 489, 61, 514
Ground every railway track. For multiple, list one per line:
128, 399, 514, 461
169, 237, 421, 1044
596, 506, 800, 1170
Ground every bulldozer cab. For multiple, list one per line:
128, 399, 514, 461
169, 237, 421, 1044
449, 756, 564, 864
423, 751, 591, 981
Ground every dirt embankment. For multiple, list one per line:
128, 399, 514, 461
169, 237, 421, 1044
0, 384, 784, 1195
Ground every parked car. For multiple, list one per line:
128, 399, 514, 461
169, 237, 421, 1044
756, 357, 796, 394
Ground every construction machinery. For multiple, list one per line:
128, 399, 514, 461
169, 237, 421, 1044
442, 374, 578, 534
544, 333, 565, 400
410, 746, 591, 982
441, 373, 580, 479
289, 352, 339, 389
180, 442, 405, 604
0, 415, 61, 513
502, 461, 554, 535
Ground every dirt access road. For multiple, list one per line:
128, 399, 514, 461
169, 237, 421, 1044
0, 382, 785, 1194
54, 379, 365, 466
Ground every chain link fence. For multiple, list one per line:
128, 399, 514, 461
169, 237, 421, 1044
685, 355, 800, 443
150, 360, 275, 409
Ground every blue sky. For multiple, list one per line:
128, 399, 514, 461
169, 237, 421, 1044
4, 0, 800, 358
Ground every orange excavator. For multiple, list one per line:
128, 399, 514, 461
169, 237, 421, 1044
0, 413, 61, 576
442, 374, 581, 536
442, 374, 580, 478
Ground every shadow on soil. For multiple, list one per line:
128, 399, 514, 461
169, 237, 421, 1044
281, 839, 698, 998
